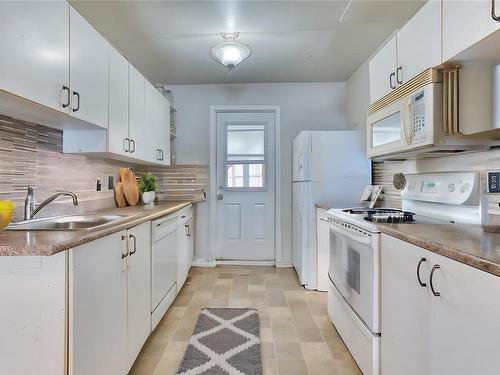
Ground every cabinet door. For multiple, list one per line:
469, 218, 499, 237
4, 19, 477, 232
177, 219, 193, 291
69, 6, 109, 128
157, 94, 171, 166
108, 46, 130, 156
145, 81, 164, 163
369, 36, 397, 104
129, 64, 148, 161
443, 0, 500, 61
429, 251, 500, 375
397, 0, 441, 84
70, 231, 128, 375
0, 2, 69, 112
127, 222, 152, 370
381, 235, 431, 375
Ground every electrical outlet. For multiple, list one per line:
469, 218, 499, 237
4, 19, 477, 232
108, 175, 114, 190
487, 171, 500, 193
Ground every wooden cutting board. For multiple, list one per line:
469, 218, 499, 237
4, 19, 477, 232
114, 182, 128, 208
122, 169, 140, 206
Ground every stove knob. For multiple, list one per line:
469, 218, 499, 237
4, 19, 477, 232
448, 183, 455, 192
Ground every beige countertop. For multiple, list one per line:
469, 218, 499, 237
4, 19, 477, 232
315, 203, 332, 211
0, 201, 193, 256
379, 223, 500, 277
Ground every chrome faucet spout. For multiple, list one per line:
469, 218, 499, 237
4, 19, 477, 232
26, 190, 79, 220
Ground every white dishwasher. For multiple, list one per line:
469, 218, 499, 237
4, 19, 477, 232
151, 213, 178, 329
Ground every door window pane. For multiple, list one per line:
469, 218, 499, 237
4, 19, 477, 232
227, 164, 244, 188
225, 123, 267, 190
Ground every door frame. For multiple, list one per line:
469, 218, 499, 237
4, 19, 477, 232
209, 105, 282, 266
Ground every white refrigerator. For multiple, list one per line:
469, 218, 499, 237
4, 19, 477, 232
292, 131, 371, 290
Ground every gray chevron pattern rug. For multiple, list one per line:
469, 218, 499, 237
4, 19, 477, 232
176, 308, 262, 375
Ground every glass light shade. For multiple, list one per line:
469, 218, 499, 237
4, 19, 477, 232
210, 40, 251, 70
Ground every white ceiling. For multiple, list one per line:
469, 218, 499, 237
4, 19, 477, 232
70, 0, 425, 85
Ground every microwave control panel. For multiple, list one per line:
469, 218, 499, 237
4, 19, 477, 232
411, 90, 426, 143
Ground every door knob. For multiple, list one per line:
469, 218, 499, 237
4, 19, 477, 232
217, 194, 224, 200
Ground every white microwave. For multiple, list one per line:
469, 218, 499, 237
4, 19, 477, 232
366, 68, 493, 159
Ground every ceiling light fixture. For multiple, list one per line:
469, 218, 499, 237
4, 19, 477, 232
210, 32, 251, 70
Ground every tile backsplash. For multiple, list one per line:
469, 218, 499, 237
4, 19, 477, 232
0, 114, 207, 221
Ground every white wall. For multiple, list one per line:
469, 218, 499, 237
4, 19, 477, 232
346, 61, 370, 155
168, 82, 348, 264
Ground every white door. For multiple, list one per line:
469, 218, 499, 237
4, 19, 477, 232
70, 231, 128, 375
69, 6, 109, 128
126, 223, 151, 371
369, 36, 397, 104
0, 2, 70, 112
108, 46, 129, 156
396, 0, 441, 84
216, 112, 275, 261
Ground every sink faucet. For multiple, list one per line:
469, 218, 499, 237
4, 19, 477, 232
24, 186, 78, 220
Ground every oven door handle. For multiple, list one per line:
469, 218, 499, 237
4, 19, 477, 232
326, 221, 372, 245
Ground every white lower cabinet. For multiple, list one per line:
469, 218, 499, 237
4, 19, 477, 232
381, 234, 500, 375
70, 231, 128, 375
70, 222, 151, 375
177, 216, 194, 290
126, 222, 152, 370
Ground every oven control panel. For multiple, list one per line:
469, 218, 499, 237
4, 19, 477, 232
402, 172, 479, 206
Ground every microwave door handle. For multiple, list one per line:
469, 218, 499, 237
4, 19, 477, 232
330, 224, 372, 245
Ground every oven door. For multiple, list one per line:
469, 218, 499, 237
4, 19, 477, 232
328, 220, 380, 333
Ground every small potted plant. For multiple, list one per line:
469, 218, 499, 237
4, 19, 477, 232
138, 172, 157, 205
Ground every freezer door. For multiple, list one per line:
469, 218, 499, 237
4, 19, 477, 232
292, 181, 309, 285
292, 131, 311, 182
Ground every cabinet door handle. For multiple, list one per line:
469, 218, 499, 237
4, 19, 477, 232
389, 72, 396, 89
493, 0, 500, 21
430, 264, 441, 296
72, 91, 80, 112
156, 149, 161, 160
123, 138, 130, 153
129, 234, 137, 256
396, 66, 403, 85
416, 257, 427, 287
130, 139, 136, 153
62, 85, 71, 108
185, 224, 191, 236
160, 149, 164, 161
121, 234, 129, 259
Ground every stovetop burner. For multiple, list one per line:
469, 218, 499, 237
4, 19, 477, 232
364, 209, 415, 223
342, 208, 415, 223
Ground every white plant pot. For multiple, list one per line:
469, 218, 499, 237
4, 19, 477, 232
141, 191, 155, 205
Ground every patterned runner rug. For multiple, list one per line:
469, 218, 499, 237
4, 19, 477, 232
176, 308, 262, 375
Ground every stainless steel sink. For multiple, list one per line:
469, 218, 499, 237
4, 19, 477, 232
7, 214, 129, 231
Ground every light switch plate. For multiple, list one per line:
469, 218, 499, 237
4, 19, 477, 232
487, 171, 500, 193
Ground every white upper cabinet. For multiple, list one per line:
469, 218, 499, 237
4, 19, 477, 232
129, 65, 148, 161
396, 0, 441, 85
443, 0, 500, 61
146, 81, 171, 165
369, 36, 397, 104
108, 46, 130, 156
0, 2, 70, 112
69, 7, 109, 129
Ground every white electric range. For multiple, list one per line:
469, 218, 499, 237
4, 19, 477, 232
323, 172, 482, 375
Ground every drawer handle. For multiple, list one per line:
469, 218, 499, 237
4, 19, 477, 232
129, 234, 137, 256
430, 265, 441, 297
121, 235, 129, 259
416, 257, 427, 287
180, 215, 186, 219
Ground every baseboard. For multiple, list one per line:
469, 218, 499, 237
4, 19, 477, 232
275, 262, 293, 268
191, 259, 216, 267
216, 260, 276, 266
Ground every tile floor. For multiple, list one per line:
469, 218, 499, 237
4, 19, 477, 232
129, 266, 362, 375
